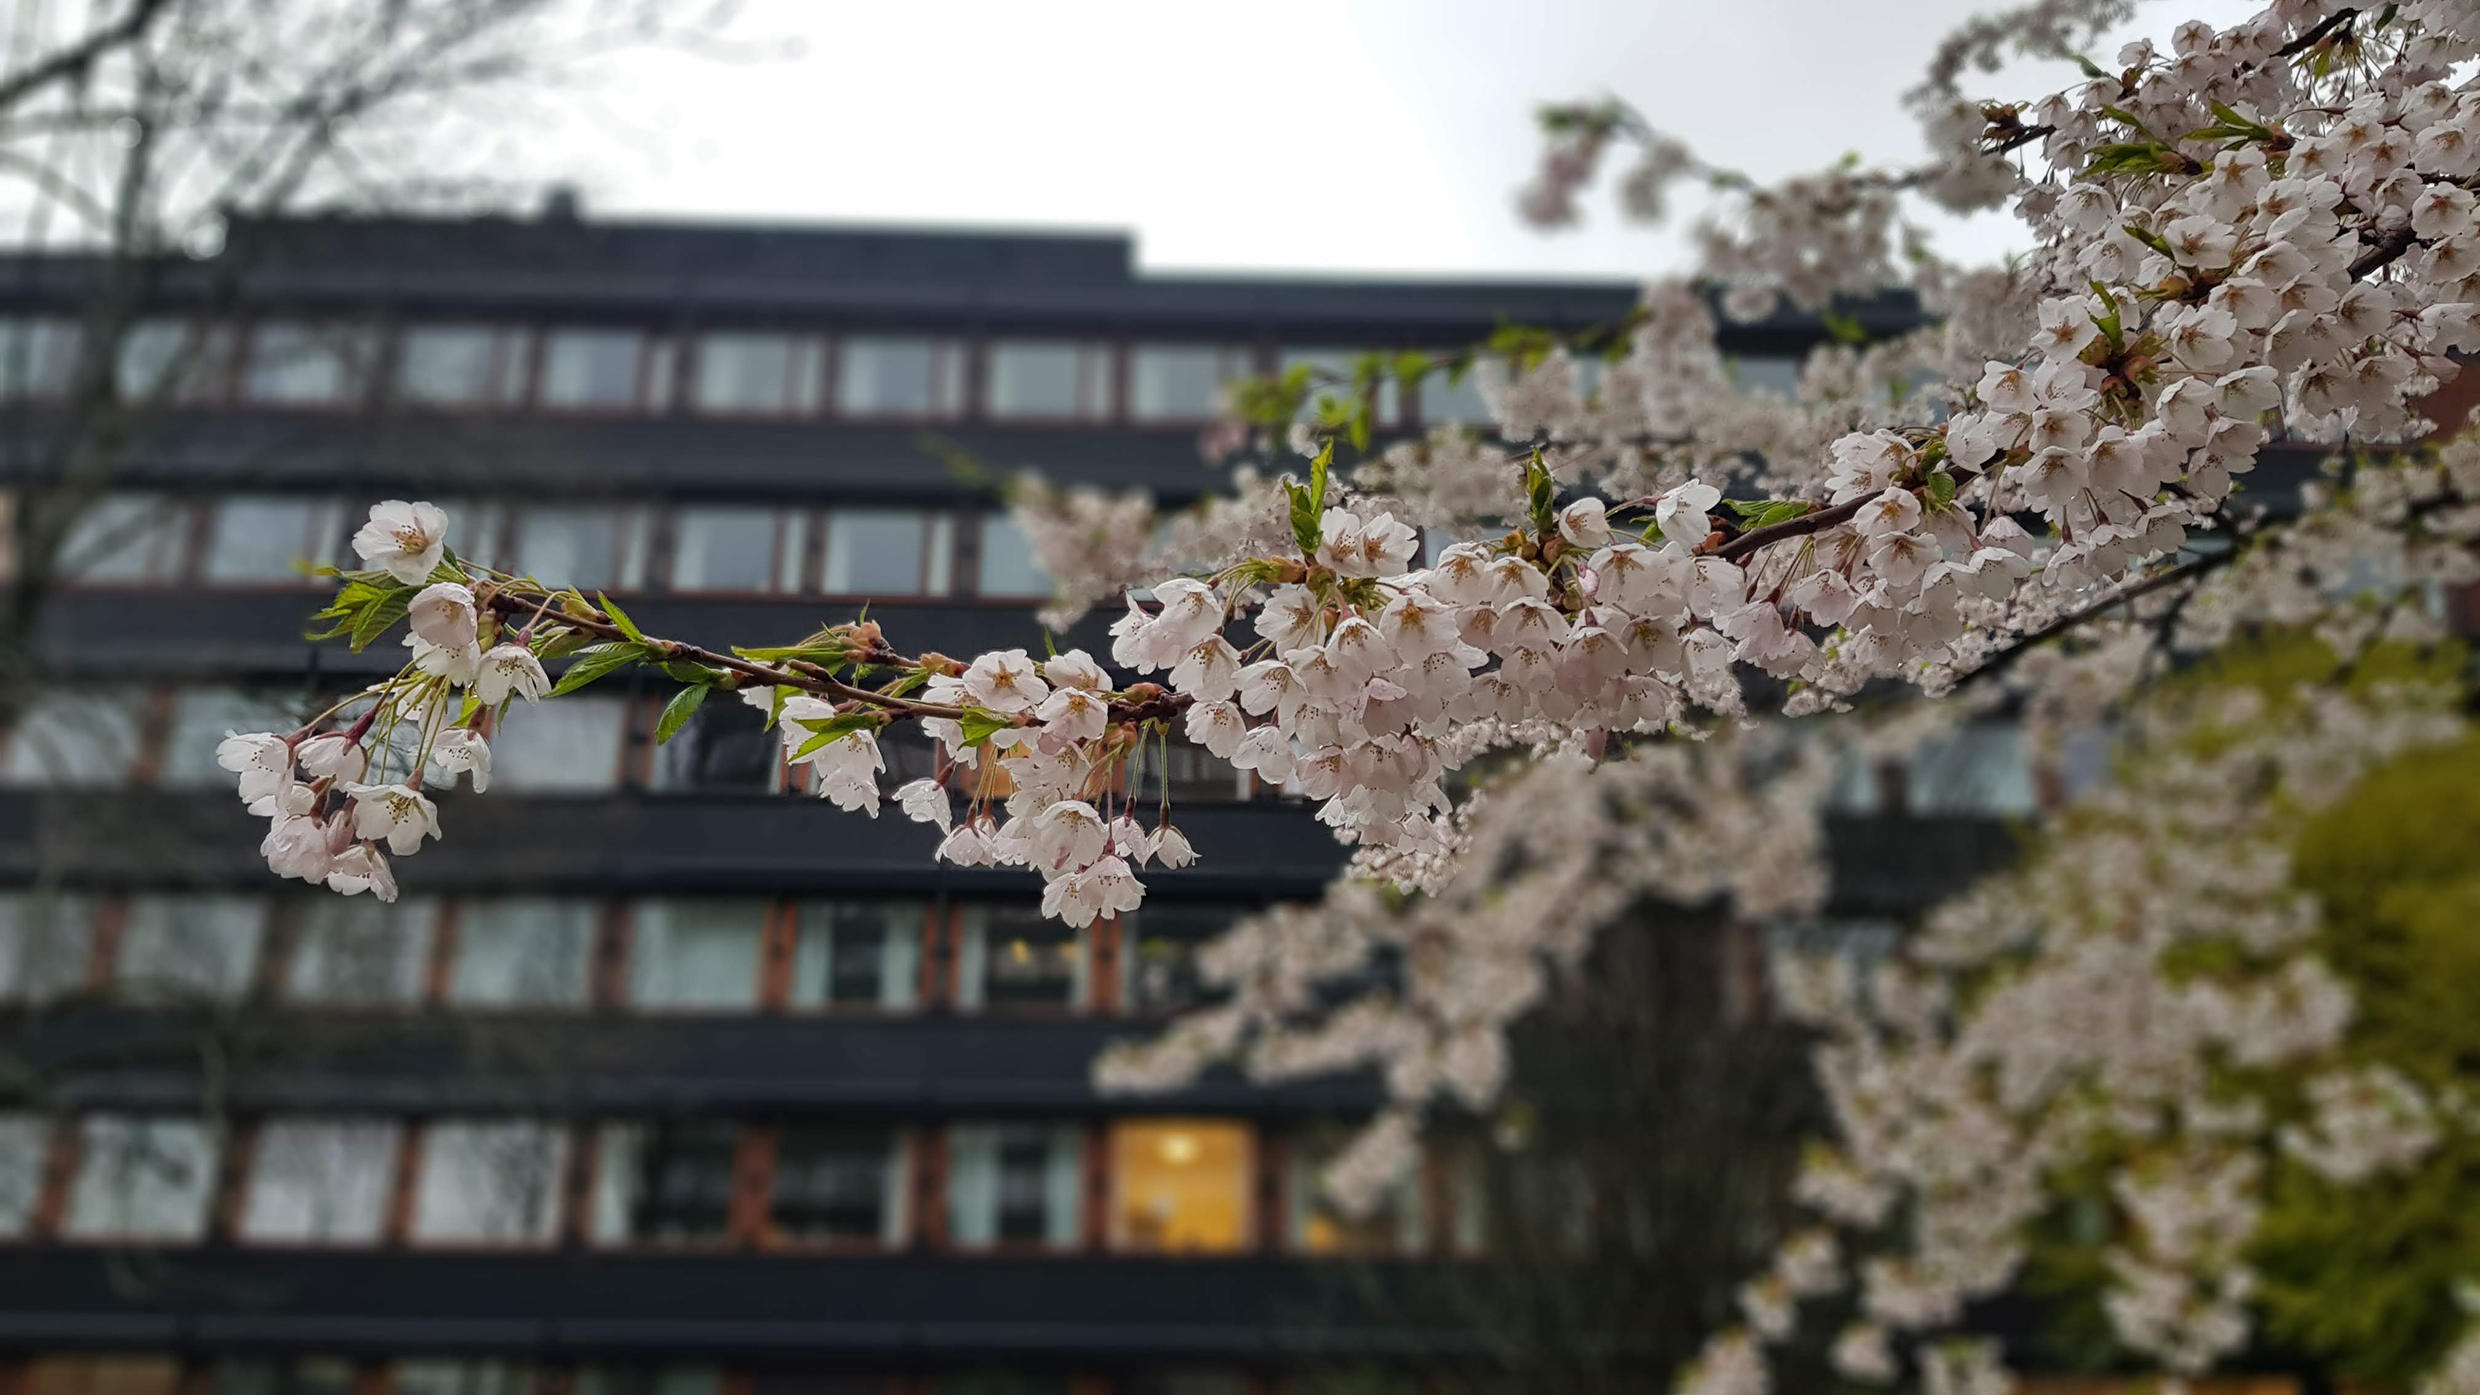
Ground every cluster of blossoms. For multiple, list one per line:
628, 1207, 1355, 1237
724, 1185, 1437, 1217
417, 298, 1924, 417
1697, 683, 2466, 1392
230, 5, 2480, 1388
215, 501, 547, 902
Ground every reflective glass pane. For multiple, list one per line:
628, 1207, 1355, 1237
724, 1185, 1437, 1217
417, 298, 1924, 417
1129, 345, 1227, 422
836, 336, 952, 416
671, 507, 778, 592
409, 1120, 566, 1243
770, 1126, 901, 1244
244, 322, 370, 406
975, 515, 1050, 598
0, 689, 144, 787
628, 899, 765, 1009
948, 1123, 1080, 1250
162, 686, 310, 788
398, 325, 521, 407
202, 495, 340, 583
540, 330, 643, 409
65, 1115, 220, 1242
789, 900, 920, 1009
0, 1114, 49, 1236
512, 505, 643, 593
57, 491, 190, 584
239, 1118, 398, 1243
590, 1121, 737, 1243
489, 698, 623, 791
288, 896, 436, 1006
0, 891, 95, 1002
448, 899, 594, 1008
116, 895, 265, 1002
0, 315, 80, 397
822, 509, 928, 596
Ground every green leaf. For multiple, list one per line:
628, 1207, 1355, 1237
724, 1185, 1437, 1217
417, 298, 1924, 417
658, 661, 714, 684
1348, 401, 1371, 454
1821, 310, 1869, 346
1638, 520, 1664, 544
654, 684, 710, 744
731, 642, 848, 665
1309, 439, 1332, 515
598, 593, 645, 643
1926, 471, 1958, 509
956, 706, 1015, 747
349, 588, 413, 652
1288, 480, 1321, 556
1726, 499, 1815, 530
2072, 51, 2109, 80
879, 668, 931, 700
547, 641, 646, 697
789, 712, 885, 758
2120, 222, 2176, 259
1525, 455, 1558, 533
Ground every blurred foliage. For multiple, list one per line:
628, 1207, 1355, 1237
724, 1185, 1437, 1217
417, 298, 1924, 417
2023, 631, 2479, 1387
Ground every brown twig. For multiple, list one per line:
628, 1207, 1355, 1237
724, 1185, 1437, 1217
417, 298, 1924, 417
2274, 7, 2359, 59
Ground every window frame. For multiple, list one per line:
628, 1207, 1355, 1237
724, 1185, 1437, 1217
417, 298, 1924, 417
237, 318, 378, 412
535, 326, 672, 416
404, 1117, 574, 1250
390, 322, 533, 413
661, 503, 815, 597
760, 1123, 912, 1252
1125, 342, 1259, 425
817, 506, 955, 601
830, 333, 966, 421
686, 330, 827, 419
980, 338, 1117, 423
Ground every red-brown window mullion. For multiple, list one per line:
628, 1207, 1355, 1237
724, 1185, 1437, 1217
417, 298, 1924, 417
731, 1127, 777, 1248
758, 900, 795, 1011
423, 900, 460, 1007
1081, 1122, 1108, 1252
1255, 1126, 1285, 1254
561, 1120, 598, 1249
595, 901, 632, 1012
917, 1127, 948, 1251
350, 1362, 390, 1395
30, 1117, 82, 1240
1421, 1146, 1449, 1259
84, 897, 126, 993
381, 1123, 424, 1246
211, 1117, 260, 1243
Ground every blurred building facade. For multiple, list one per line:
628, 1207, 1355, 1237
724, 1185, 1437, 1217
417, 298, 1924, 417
0, 210, 2078, 1394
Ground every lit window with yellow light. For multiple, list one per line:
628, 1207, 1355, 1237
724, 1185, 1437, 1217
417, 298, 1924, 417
1107, 1119, 1252, 1254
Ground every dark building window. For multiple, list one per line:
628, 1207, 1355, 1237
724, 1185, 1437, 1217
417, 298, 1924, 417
577, 1369, 723, 1395
771, 1126, 902, 1245
592, 1121, 739, 1244
790, 900, 922, 1010
651, 697, 782, 793
670, 505, 804, 594
288, 895, 437, 1006
0, 1114, 51, 1237
947, 1123, 1080, 1249
65, 1115, 221, 1243
392, 1363, 538, 1395
447, 899, 595, 1009
396, 324, 528, 408
116, 318, 233, 403
956, 906, 1086, 1010
238, 1118, 398, 1244
114, 894, 264, 1003
215, 1359, 359, 1395
56, 491, 192, 584
0, 891, 97, 1003
509, 505, 650, 593
974, 515, 1051, 599
985, 339, 1110, 419
0, 688, 144, 787
408, 1120, 567, 1245
694, 332, 820, 415
241, 321, 374, 407
835, 335, 960, 417
1128, 344, 1249, 423
1121, 907, 1234, 1013
1127, 734, 1248, 803
822, 508, 950, 596
488, 697, 625, 792
201, 494, 344, 584
541, 328, 661, 411
0, 315, 80, 398
627, 899, 766, 1010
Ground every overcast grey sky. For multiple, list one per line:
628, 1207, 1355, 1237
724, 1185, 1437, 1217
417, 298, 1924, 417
525, 0, 2262, 280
